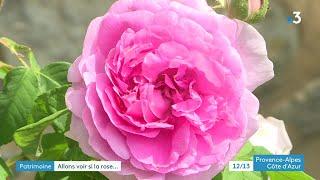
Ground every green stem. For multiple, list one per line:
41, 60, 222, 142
17, 58, 29, 68
5, 154, 24, 168
0, 61, 14, 69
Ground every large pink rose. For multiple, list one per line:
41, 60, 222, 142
66, 0, 274, 179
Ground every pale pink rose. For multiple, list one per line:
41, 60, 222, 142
250, 115, 293, 155
66, 0, 274, 179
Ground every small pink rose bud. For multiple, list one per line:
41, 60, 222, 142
249, 0, 262, 14
226, 0, 269, 24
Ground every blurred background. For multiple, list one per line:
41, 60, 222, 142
0, 0, 319, 179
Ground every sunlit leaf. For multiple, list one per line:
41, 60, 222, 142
13, 109, 68, 158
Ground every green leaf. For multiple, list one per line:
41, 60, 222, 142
0, 37, 40, 70
0, 157, 12, 179
52, 112, 71, 133
39, 133, 69, 161
13, 109, 68, 158
39, 134, 91, 162
234, 142, 271, 161
223, 171, 263, 180
252, 146, 272, 156
63, 139, 92, 161
221, 143, 271, 180
0, 69, 8, 79
28, 85, 71, 132
39, 135, 91, 161
0, 67, 39, 145
267, 171, 314, 180
39, 62, 71, 92
0, 61, 12, 79
235, 142, 254, 160
35, 171, 108, 180
212, 172, 223, 180
36, 136, 107, 180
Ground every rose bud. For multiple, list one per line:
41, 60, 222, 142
225, 0, 269, 23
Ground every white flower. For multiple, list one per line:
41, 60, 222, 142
249, 115, 293, 154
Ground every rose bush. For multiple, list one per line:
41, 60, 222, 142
66, 0, 274, 179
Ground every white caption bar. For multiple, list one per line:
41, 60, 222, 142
229, 161, 253, 171
54, 161, 121, 171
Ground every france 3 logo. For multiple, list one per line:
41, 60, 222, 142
287, 11, 302, 25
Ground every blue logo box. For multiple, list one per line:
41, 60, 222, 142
16, 161, 54, 172
253, 155, 304, 171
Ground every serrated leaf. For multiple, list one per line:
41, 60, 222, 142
268, 171, 314, 180
0, 157, 12, 179
39, 62, 70, 92
28, 85, 71, 132
13, 109, 68, 158
0, 67, 39, 145
0, 37, 40, 70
